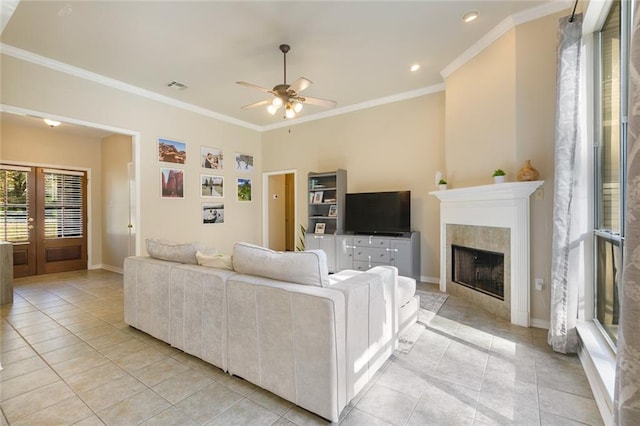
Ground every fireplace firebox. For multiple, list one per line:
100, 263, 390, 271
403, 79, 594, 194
452, 245, 504, 300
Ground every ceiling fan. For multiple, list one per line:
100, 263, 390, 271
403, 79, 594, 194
237, 44, 337, 119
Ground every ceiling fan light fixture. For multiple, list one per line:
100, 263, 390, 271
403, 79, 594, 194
285, 107, 296, 119
272, 97, 283, 108
463, 11, 479, 23
267, 104, 279, 115
293, 102, 303, 113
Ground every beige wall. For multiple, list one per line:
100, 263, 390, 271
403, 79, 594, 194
1, 54, 263, 256
1, 11, 563, 324
444, 11, 565, 325
445, 30, 517, 186
0, 121, 104, 266
262, 94, 446, 280
101, 134, 132, 270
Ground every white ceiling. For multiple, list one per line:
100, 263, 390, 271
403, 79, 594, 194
1, 1, 571, 131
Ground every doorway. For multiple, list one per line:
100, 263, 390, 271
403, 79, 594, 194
1, 165, 88, 277
264, 171, 296, 251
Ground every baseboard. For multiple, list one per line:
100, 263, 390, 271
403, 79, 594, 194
101, 265, 124, 274
530, 318, 550, 329
420, 275, 440, 284
576, 321, 615, 426
88, 264, 102, 270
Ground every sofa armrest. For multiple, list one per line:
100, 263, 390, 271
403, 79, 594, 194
329, 268, 396, 400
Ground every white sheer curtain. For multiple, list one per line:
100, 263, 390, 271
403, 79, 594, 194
615, 1, 640, 422
548, 13, 583, 354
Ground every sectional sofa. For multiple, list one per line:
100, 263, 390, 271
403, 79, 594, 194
123, 240, 419, 422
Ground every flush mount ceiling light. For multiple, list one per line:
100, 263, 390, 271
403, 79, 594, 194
410, 64, 420, 72
463, 11, 479, 23
43, 119, 61, 127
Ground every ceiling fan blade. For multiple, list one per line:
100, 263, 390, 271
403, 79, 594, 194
289, 77, 313, 94
241, 99, 271, 110
300, 96, 337, 109
236, 81, 272, 93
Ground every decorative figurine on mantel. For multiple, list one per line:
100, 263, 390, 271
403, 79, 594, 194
517, 160, 540, 181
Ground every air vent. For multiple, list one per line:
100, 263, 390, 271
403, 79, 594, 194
167, 81, 187, 90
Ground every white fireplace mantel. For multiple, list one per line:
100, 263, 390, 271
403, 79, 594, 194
429, 180, 544, 327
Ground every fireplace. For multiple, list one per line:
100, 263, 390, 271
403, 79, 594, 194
430, 180, 543, 326
452, 245, 505, 300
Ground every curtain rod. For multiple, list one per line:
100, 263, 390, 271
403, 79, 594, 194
569, 0, 579, 22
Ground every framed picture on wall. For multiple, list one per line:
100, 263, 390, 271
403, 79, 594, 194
201, 174, 223, 198
202, 203, 224, 224
158, 137, 186, 164
160, 168, 184, 198
200, 146, 223, 170
235, 153, 254, 173
237, 178, 252, 202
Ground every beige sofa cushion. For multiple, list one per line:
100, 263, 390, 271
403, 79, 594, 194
146, 238, 202, 265
232, 242, 329, 287
196, 251, 234, 270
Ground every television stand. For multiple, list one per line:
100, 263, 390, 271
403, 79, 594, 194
335, 232, 420, 281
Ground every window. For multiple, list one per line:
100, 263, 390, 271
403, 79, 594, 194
594, 0, 626, 347
0, 167, 30, 242
43, 170, 84, 239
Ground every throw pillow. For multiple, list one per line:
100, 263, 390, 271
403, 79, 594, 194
232, 242, 329, 287
145, 238, 203, 264
196, 251, 234, 270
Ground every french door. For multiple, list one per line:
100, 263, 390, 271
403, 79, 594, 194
0, 165, 87, 278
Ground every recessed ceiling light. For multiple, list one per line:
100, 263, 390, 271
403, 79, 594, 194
43, 119, 61, 127
463, 11, 479, 23
410, 64, 420, 72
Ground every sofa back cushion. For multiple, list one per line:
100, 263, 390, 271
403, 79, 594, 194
146, 238, 203, 264
232, 242, 329, 287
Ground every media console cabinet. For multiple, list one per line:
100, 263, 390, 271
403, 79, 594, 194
306, 232, 420, 281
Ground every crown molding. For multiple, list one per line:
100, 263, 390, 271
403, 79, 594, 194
261, 84, 445, 132
0, 43, 262, 132
441, 0, 573, 80
0, 0, 19, 34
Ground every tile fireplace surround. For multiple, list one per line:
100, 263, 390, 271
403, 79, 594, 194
430, 181, 543, 327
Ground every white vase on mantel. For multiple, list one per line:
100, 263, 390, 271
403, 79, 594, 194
493, 175, 506, 184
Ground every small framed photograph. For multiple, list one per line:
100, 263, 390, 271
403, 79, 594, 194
237, 178, 252, 202
161, 168, 184, 198
312, 191, 323, 204
315, 223, 326, 234
235, 153, 254, 173
328, 205, 337, 217
202, 203, 224, 224
201, 174, 223, 198
158, 137, 186, 164
201, 146, 223, 170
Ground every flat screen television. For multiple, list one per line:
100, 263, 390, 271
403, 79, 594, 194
345, 191, 411, 235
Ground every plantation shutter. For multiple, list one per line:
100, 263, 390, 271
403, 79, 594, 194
43, 169, 85, 239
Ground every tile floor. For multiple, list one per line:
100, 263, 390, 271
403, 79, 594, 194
0, 269, 603, 425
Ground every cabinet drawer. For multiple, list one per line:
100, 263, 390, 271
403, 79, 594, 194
353, 260, 388, 271
354, 247, 390, 263
353, 237, 390, 248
